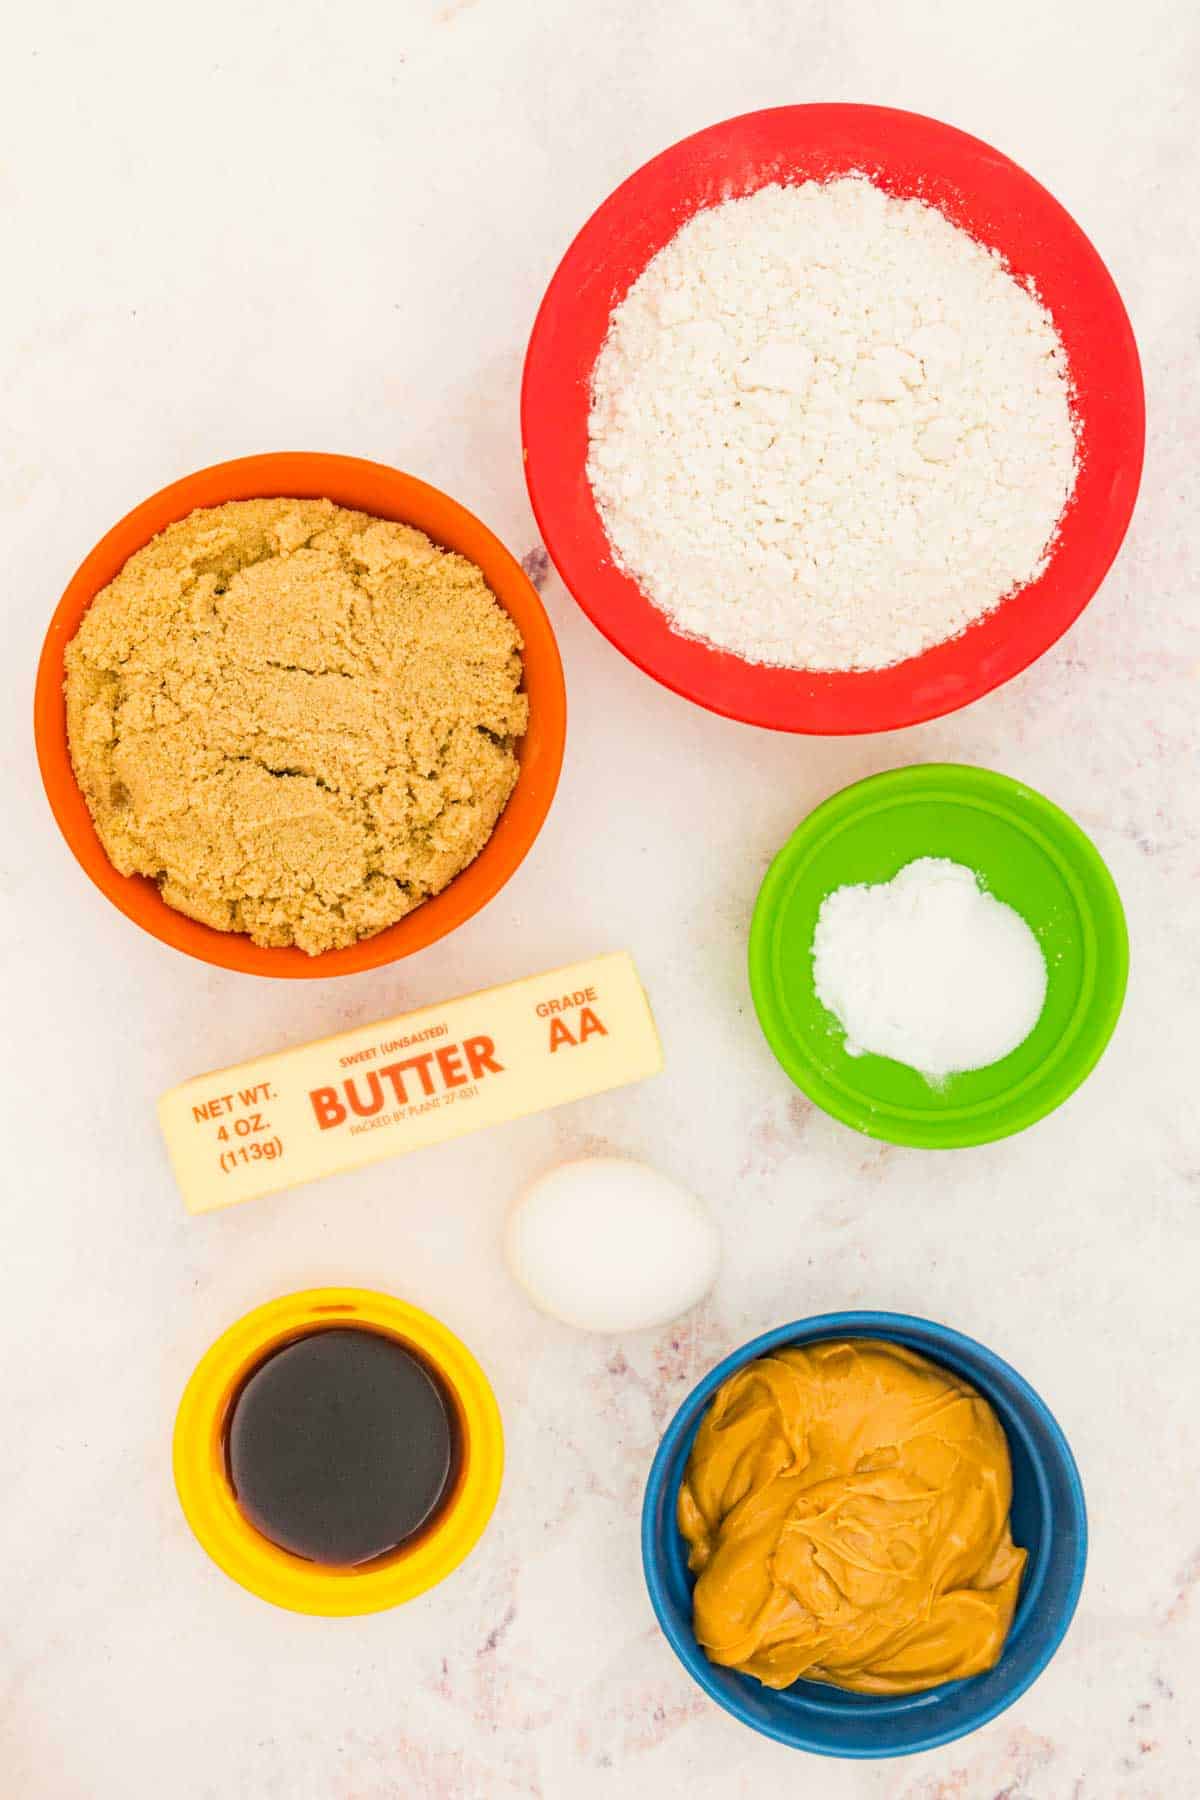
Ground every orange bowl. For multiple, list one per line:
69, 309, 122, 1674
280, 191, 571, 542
34, 452, 566, 978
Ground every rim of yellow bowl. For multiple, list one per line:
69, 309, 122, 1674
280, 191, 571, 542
173, 1288, 504, 1616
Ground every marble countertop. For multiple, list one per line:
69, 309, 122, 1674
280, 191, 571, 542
4, 1, 1197, 1794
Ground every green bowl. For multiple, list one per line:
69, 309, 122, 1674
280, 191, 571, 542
748, 765, 1128, 1148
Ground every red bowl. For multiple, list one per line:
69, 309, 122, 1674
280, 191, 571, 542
522, 104, 1144, 735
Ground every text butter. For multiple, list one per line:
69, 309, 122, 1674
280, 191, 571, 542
158, 953, 663, 1214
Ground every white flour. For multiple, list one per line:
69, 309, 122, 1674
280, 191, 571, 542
811, 858, 1047, 1081
587, 178, 1077, 671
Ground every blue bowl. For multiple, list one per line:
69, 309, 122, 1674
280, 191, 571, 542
642, 1312, 1087, 1758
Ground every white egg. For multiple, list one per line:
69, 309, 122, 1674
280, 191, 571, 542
505, 1157, 720, 1334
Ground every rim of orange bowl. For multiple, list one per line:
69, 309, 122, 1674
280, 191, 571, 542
34, 452, 566, 979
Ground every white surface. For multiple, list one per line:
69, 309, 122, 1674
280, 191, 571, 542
588, 177, 1077, 670
2, 2, 1197, 1795
506, 1158, 720, 1332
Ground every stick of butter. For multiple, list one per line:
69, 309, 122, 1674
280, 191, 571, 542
158, 953, 663, 1214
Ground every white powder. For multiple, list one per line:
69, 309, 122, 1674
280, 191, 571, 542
587, 178, 1077, 671
811, 858, 1047, 1080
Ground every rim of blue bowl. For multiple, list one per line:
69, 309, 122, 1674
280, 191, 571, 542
641, 1311, 1088, 1759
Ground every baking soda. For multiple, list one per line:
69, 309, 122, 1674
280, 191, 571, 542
811, 858, 1047, 1081
588, 178, 1077, 671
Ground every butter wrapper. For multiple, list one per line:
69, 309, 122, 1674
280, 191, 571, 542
158, 952, 662, 1214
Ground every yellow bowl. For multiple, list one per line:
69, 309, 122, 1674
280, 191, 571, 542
173, 1288, 503, 1615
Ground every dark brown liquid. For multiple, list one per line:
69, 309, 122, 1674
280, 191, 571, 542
226, 1328, 455, 1566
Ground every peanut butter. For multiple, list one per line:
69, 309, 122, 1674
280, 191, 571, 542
677, 1340, 1026, 1694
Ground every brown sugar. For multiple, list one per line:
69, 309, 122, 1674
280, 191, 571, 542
64, 497, 528, 955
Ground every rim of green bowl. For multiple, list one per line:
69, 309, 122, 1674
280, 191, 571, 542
748, 765, 1129, 1148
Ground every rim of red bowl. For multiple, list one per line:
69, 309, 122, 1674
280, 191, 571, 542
522, 103, 1145, 735
34, 452, 566, 979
